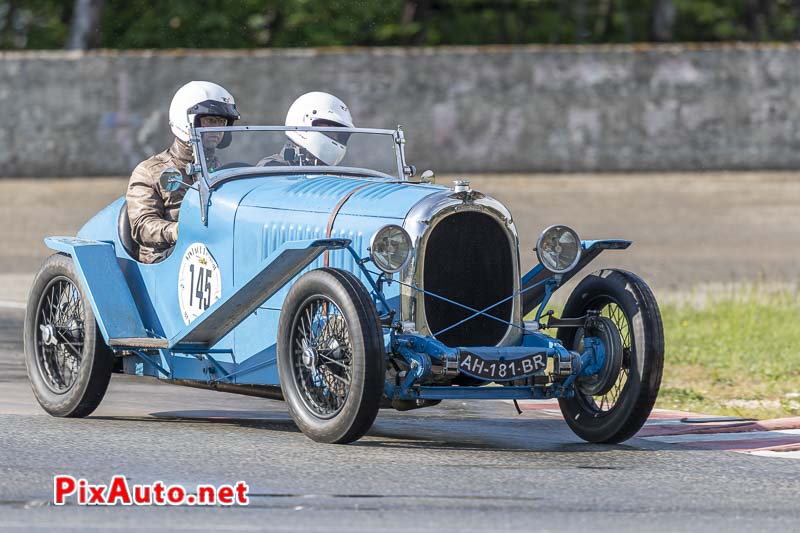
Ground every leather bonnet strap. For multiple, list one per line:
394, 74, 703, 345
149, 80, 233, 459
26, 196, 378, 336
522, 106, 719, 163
324, 183, 377, 267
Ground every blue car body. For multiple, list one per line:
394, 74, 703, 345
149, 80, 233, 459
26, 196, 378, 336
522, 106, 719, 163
41, 125, 634, 407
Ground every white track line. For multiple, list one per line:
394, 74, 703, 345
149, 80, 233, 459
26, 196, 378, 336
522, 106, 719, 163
748, 450, 800, 459
0, 300, 25, 310
641, 428, 800, 444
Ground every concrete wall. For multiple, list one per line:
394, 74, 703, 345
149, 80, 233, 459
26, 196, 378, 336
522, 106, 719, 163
2, 44, 800, 177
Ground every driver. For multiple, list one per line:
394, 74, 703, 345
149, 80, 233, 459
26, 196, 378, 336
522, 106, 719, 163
259, 91, 354, 166
126, 81, 240, 264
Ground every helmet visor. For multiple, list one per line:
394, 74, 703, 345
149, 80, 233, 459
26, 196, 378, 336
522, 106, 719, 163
312, 119, 352, 145
190, 99, 240, 122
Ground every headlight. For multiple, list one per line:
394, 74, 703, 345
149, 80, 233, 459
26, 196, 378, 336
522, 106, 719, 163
369, 225, 412, 274
536, 224, 582, 274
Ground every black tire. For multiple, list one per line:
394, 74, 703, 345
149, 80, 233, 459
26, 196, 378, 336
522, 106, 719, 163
277, 268, 385, 444
557, 269, 664, 444
24, 254, 114, 417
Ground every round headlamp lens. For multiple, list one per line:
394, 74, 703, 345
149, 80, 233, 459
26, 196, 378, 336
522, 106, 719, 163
536, 225, 581, 274
369, 225, 412, 274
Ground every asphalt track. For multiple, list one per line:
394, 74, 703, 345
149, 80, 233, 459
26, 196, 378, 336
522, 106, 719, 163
1, 174, 800, 531
1, 303, 800, 532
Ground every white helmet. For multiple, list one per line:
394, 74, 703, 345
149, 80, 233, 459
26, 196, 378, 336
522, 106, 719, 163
168, 81, 240, 143
285, 92, 355, 166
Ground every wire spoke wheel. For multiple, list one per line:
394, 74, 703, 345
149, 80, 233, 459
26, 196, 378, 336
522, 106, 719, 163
24, 254, 113, 418
556, 269, 664, 444
277, 268, 385, 444
34, 277, 85, 394
290, 296, 354, 418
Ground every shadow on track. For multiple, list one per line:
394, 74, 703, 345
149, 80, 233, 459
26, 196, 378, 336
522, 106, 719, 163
85, 407, 672, 455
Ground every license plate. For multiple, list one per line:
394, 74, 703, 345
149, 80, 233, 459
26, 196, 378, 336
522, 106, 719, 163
458, 350, 547, 381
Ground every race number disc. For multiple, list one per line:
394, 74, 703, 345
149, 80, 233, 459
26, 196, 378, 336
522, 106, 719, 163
178, 243, 222, 325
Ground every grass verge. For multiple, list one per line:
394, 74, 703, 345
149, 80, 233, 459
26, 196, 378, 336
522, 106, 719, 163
657, 284, 800, 419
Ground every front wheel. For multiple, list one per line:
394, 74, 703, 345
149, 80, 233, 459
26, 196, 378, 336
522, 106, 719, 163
557, 269, 664, 443
24, 254, 114, 417
277, 268, 385, 444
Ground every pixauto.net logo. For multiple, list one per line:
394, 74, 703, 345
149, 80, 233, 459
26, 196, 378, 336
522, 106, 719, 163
54, 475, 250, 506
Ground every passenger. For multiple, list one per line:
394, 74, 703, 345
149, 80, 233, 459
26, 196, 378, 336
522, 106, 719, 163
259, 92, 354, 167
126, 81, 240, 264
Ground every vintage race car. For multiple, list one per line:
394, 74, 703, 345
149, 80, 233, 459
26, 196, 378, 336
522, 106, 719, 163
24, 124, 664, 444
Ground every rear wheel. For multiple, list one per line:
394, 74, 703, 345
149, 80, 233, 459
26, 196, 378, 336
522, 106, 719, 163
557, 269, 664, 443
24, 254, 114, 417
277, 268, 385, 444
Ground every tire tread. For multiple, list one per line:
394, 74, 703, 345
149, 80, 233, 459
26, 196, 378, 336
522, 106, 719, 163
557, 268, 664, 443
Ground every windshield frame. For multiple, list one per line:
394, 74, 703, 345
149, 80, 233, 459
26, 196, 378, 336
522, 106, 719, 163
190, 125, 409, 188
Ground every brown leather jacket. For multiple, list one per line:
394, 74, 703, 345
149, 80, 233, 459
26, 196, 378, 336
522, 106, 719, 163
125, 139, 196, 263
